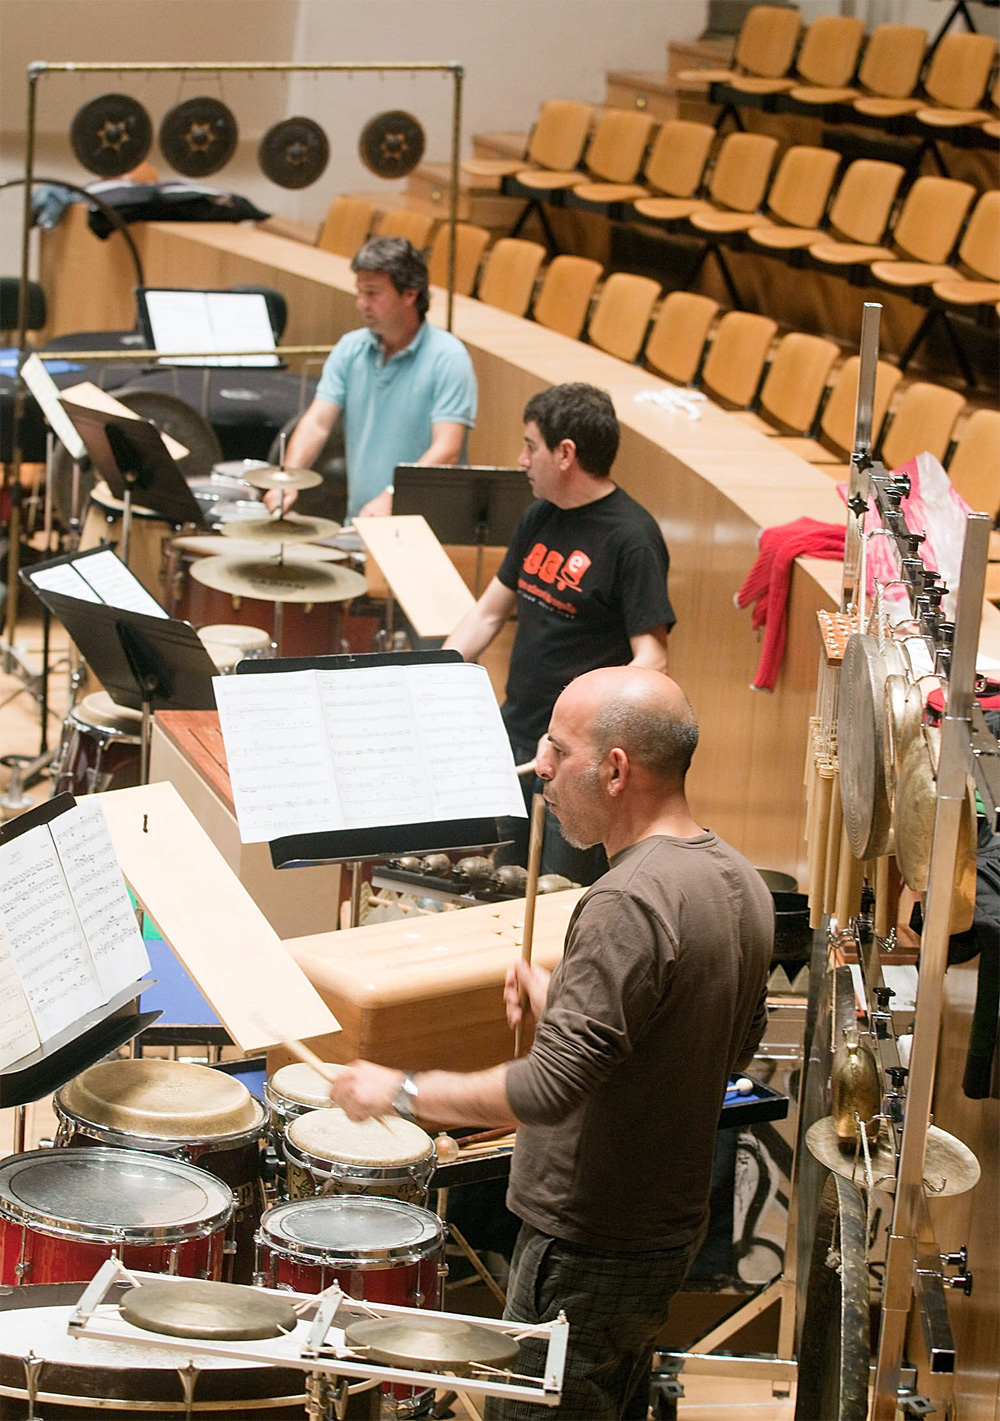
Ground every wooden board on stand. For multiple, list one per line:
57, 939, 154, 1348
354, 515, 476, 639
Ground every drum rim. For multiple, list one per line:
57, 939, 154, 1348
53, 1092, 268, 1152
263, 1079, 334, 1115
0, 1148, 234, 1244
65, 708, 143, 743
281, 1133, 436, 1185
257, 1197, 444, 1267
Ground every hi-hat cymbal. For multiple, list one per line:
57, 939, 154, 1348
221, 513, 342, 543
121, 1279, 297, 1341
190, 556, 368, 604
805, 1116, 981, 1197
241, 465, 324, 492
345, 1315, 520, 1375
172, 534, 346, 562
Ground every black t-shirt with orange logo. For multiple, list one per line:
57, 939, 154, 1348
497, 487, 675, 747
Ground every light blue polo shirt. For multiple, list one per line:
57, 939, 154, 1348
316, 320, 477, 518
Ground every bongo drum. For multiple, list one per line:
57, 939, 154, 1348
54, 1059, 266, 1284
79, 480, 173, 600
0, 1148, 233, 1286
196, 623, 274, 674
264, 1062, 340, 1138
282, 1109, 436, 1206
54, 692, 143, 796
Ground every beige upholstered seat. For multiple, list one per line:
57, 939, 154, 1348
698, 311, 778, 409
879, 382, 966, 469
946, 409, 1000, 516
776, 357, 902, 462
692, 144, 840, 236
476, 238, 546, 316
426, 223, 491, 295
373, 209, 435, 249
749, 158, 906, 253
735, 332, 840, 435
316, 196, 375, 258
572, 119, 715, 207
644, 292, 720, 384
461, 100, 593, 182
853, 32, 996, 120
634, 131, 779, 225
809, 175, 976, 270
675, 5, 802, 90
788, 24, 926, 107
532, 256, 603, 339
586, 273, 662, 363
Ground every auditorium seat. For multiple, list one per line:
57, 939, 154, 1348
514, 109, 656, 198
570, 119, 715, 211
316, 196, 375, 257
633, 131, 779, 226
698, 310, 778, 409
531, 255, 603, 339
871, 187, 999, 291
879, 381, 966, 468
775, 357, 902, 462
946, 408, 1000, 516
736, 332, 841, 435
785, 24, 927, 111
586, 272, 662, 362
644, 292, 720, 384
691, 144, 841, 237
719, 14, 865, 98
748, 158, 906, 256
461, 99, 593, 181
373, 209, 435, 249
675, 5, 802, 91
809, 174, 976, 271
852, 31, 996, 121
913, 71, 1000, 137
475, 238, 546, 316
426, 222, 491, 295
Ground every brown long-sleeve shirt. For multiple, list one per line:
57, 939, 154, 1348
505, 832, 773, 1251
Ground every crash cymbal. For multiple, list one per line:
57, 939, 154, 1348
241, 465, 323, 493
805, 1116, 981, 1198
220, 513, 342, 543
345, 1315, 520, 1375
359, 110, 425, 179
121, 1279, 297, 1341
172, 534, 346, 562
70, 93, 153, 179
190, 556, 368, 604
160, 97, 238, 179
259, 116, 330, 189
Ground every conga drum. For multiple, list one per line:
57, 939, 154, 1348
282, 1109, 436, 1207
54, 1059, 266, 1284
53, 691, 143, 795
197, 622, 274, 673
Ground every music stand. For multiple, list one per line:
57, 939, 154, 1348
60, 399, 206, 567
392, 464, 530, 594
236, 650, 523, 924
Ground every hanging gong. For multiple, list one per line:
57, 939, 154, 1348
259, 116, 329, 189
359, 110, 425, 179
70, 93, 153, 179
838, 632, 906, 861
160, 97, 238, 178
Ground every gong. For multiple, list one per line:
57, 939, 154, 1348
121, 1279, 297, 1342
838, 633, 906, 860
160, 97, 238, 178
359, 111, 425, 179
259, 117, 330, 189
70, 94, 153, 179
345, 1315, 519, 1375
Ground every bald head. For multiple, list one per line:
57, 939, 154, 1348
560, 667, 699, 784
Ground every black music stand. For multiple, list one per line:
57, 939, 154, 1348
236, 650, 523, 924
392, 464, 531, 595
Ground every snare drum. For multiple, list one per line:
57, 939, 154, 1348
256, 1196, 443, 1418
0, 1148, 233, 1286
54, 1059, 266, 1284
79, 480, 173, 601
54, 691, 143, 796
197, 623, 274, 673
283, 1108, 436, 1206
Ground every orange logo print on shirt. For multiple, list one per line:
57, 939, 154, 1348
522, 543, 592, 592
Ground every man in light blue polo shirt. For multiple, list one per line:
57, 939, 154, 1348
265, 237, 477, 521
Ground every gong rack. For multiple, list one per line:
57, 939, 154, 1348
830, 302, 998, 1419
68, 1259, 569, 1410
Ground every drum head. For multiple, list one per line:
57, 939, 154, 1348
261, 1195, 444, 1265
0, 1149, 233, 1242
73, 691, 144, 734
58, 1058, 262, 1140
270, 1061, 342, 1109
287, 1108, 432, 1167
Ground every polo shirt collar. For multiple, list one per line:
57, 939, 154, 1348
367, 318, 429, 366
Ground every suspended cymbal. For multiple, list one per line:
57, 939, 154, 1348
121, 1279, 297, 1341
345, 1315, 520, 1375
172, 534, 346, 562
241, 465, 324, 493
220, 513, 342, 543
190, 556, 368, 604
805, 1116, 981, 1197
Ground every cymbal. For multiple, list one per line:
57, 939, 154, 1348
345, 1315, 520, 1375
121, 1279, 297, 1341
172, 534, 346, 562
805, 1116, 981, 1197
241, 465, 324, 492
221, 513, 342, 543
190, 556, 368, 604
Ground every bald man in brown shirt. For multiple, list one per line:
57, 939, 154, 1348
331, 666, 774, 1419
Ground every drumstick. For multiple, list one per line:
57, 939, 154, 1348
252, 1016, 391, 1129
513, 791, 546, 1058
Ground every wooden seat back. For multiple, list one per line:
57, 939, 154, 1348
923, 32, 997, 110
827, 160, 906, 245
796, 15, 865, 88
947, 409, 1000, 516
700, 311, 778, 408
587, 272, 661, 362
958, 190, 1000, 282
427, 223, 491, 295
476, 238, 546, 316
707, 131, 780, 213
643, 120, 716, 199
527, 100, 595, 171
532, 255, 603, 338
317, 196, 375, 258
890, 176, 976, 263
757, 332, 840, 433
373, 209, 435, 249
733, 5, 802, 78
583, 109, 656, 184
644, 292, 719, 384
819, 357, 902, 456
879, 382, 965, 469
856, 25, 927, 99
765, 146, 841, 229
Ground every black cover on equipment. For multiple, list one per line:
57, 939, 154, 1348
85, 181, 268, 239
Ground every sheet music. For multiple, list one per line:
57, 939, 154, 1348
0, 917, 40, 1071
73, 548, 168, 618
213, 670, 342, 841
143, 290, 278, 368
31, 562, 104, 603
50, 800, 150, 999
21, 352, 88, 460
0, 825, 103, 1041
215, 662, 526, 844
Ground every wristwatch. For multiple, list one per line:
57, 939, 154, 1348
392, 1071, 419, 1123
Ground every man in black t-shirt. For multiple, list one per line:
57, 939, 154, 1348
445, 383, 675, 882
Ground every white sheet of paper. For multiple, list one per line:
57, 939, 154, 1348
31, 562, 103, 603
0, 917, 41, 1071
215, 662, 526, 844
144, 290, 278, 368
21, 352, 88, 460
0, 825, 103, 1040
74, 548, 168, 618
50, 800, 150, 1000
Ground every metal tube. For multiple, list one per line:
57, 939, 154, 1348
446, 66, 465, 332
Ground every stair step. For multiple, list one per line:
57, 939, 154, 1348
471, 131, 529, 162
667, 35, 734, 76
407, 163, 524, 225
605, 70, 679, 121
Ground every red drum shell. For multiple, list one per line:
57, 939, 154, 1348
54, 693, 143, 796
80, 483, 172, 601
